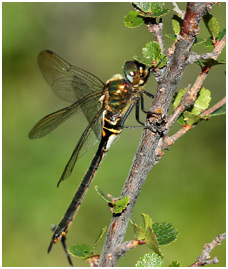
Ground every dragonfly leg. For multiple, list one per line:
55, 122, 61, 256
142, 89, 154, 99
135, 100, 145, 126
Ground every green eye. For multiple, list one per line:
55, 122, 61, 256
124, 61, 140, 84
124, 61, 147, 85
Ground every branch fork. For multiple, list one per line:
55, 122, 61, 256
98, 3, 225, 266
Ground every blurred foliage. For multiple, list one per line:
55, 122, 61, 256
3, 2, 225, 267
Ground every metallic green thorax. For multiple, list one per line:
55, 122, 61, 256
105, 79, 138, 115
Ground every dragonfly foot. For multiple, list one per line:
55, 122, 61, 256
47, 241, 54, 253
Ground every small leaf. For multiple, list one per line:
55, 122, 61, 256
177, 115, 186, 125
204, 37, 214, 47
136, 253, 163, 267
173, 88, 188, 109
94, 226, 107, 248
95, 185, 112, 203
124, 11, 144, 28
169, 260, 181, 267
203, 13, 219, 38
202, 59, 226, 67
135, 41, 167, 67
142, 41, 161, 60
134, 56, 154, 66
157, 55, 167, 68
217, 28, 226, 41
113, 196, 129, 214
165, 34, 177, 41
152, 222, 178, 245
183, 111, 201, 125
208, 104, 226, 117
172, 15, 182, 35
145, 227, 163, 256
194, 37, 206, 45
133, 2, 169, 18
130, 220, 145, 240
141, 213, 153, 230
191, 87, 211, 116
68, 244, 94, 259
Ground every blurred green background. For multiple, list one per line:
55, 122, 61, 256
3, 2, 226, 267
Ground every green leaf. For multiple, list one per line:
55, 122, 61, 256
183, 111, 201, 125
157, 55, 167, 68
145, 227, 163, 256
165, 33, 176, 41
203, 13, 219, 38
113, 196, 129, 214
191, 87, 211, 115
134, 56, 154, 66
94, 226, 107, 248
133, 2, 169, 18
217, 28, 226, 41
194, 37, 206, 45
202, 58, 226, 67
94, 185, 112, 203
152, 222, 178, 245
68, 243, 94, 259
136, 253, 163, 267
141, 213, 153, 230
130, 220, 145, 240
124, 11, 144, 28
204, 36, 214, 47
135, 41, 167, 67
169, 260, 181, 267
142, 41, 161, 60
173, 88, 189, 125
173, 88, 188, 109
174, 88, 212, 125
177, 115, 186, 125
208, 104, 226, 117
172, 15, 182, 35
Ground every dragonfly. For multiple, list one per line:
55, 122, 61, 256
29, 50, 157, 253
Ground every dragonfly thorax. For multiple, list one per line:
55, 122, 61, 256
105, 79, 136, 114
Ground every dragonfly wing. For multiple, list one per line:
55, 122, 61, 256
29, 92, 101, 139
57, 108, 104, 187
38, 50, 105, 103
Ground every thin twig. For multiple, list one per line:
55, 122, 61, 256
173, 2, 185, 19
161, 96, 226, 147
201, 97, 226, 117
187, 51, 219, 64
166, 34, 226, 131
147, 20, 166, 54
115, 240, 141, 257
189, 233, 226, 267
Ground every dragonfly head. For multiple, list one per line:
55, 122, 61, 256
124, 61, 148, 86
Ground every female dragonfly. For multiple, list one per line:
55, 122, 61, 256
29, 50, 156, 252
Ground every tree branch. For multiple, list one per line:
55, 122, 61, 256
189, 233, 226, 267
99, 3, 216, 267
159, 96, 226, 148
165, 34, 226, 132
187, 51, 219, 64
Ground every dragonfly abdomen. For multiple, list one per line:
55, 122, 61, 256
48, 120, 122, 252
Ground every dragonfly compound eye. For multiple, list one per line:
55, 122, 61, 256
124, 61, 140, 85
124, 61, 147, 85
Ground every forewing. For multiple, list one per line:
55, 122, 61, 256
57, 108, 104, 186
38, 50, 105, 103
